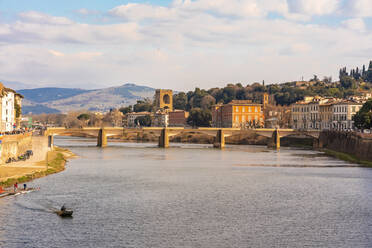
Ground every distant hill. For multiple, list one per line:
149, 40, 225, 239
20, 83, 155, 114
19, 87, 91, 103
22, 104, 61, 114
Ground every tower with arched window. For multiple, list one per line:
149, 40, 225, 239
155, 89, 173, 111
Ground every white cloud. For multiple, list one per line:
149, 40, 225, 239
19, 11, 74, 25
1, 1, 372, 90
109, 3, 176, 21
49, 50, 64, 57
175, 0, 263, 17
342, 18, 366, 32
344, 0, 372, 17
110, 0, 264, 21
286, 0, 339, 15
0, 19, 140, 44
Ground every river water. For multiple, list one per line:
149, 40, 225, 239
1, 137, 372, 248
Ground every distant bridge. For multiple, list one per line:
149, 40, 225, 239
45, 127, 321, 149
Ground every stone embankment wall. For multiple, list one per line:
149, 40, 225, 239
0, 132, 33, 164
319, 131, 372, 161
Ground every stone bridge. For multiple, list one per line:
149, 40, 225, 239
45, 127, 320, 149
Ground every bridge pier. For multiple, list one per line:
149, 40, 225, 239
268, 129, 280, 149
159, 128, 169, 148
97, 128, 107, 148
48, 135, 54, 150
312, 138, 323, 149
213, 129, 225, 149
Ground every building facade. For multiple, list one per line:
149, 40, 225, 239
291, 96, 362, 131
126, 112, 151, 127
152, 111, 169, 127
331, 101, 362, 130
169, 110, 189, 127
212, 100, 264, 128
0, 85, 17, 132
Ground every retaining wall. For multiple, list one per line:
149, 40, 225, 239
319, 131, 372, 162
0, 133, 33, 164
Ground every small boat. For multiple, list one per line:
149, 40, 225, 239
55, 205, 73, 217
55, 209, 73, 217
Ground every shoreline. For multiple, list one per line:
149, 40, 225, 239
321, 148, 372, 168
0, 146, 76, 190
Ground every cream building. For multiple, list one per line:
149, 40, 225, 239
0, 83, 23, 132
291, 96, 362, 131
331, 101, 362, 130
0, 85, 15, 132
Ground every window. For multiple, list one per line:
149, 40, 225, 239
242, 107, 245, 113
248, 107, 251, 112
236, 116, 239, 122
242, 116, 245, 122
255, 107, 258, 112
236, 106, 239, 112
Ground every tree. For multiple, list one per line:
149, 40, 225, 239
77, 113, 90, 121
133, 99, 153, 112
366, 60, 372, 82
187, 108, 212, 127
14, 101, 21, 118
173, 92, 188, 110
119, 105, 132, 114
134, 115, 152, 127
323, 76, 332, 84
353, 100, 372, 130
340, 76, 356, 89
310, 75, 319, 82
200, 95, 216, 109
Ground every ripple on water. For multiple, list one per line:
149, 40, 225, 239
0, 138, 371, 248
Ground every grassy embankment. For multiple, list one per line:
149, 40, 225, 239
321, 149, 372, 167
0, 147, 73, 188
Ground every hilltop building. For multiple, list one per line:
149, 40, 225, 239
291, 96, 363, 130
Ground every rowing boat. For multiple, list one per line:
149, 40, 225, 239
55, 209, 73, 217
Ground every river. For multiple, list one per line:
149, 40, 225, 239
0, 137, 372, 248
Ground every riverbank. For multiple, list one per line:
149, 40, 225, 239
322, 148, 372, 167
318, 131, 372, 167
0, 137, 75, 189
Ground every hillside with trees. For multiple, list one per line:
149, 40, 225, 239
29, 60, 372, 128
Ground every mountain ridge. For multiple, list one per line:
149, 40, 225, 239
19, 83, 155, 114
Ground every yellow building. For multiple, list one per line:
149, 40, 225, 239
212, 100, 264, 128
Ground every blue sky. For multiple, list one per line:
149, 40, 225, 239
0, 0, 371, 90
0, 0, 171, 17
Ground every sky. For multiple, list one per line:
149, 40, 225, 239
0, 0, 372, 90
